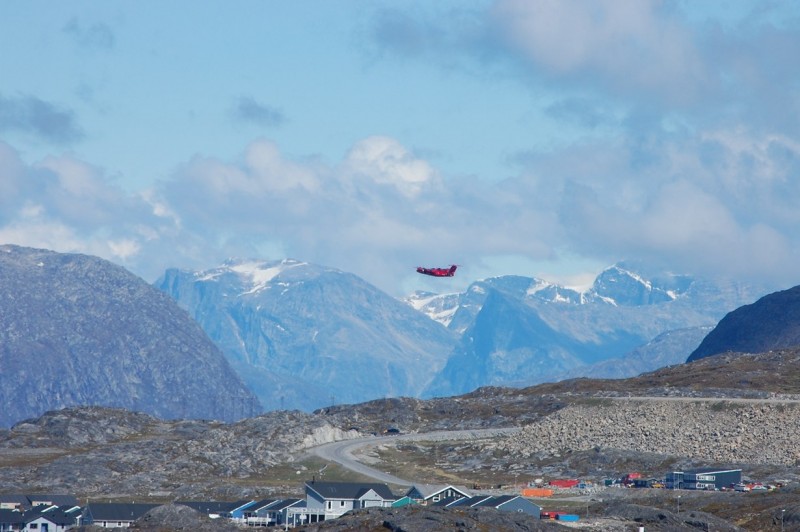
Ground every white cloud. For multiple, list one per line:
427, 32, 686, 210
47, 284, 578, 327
244, 139, 321, 192
3, 123, 800, 295
343, 136, 437, 197
108, 238, 141, 260
490, 0, 707, 102
0, 220, 85, 254
0, 142, 184, 281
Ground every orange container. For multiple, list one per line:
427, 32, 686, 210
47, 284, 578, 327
522, 488, 554, 498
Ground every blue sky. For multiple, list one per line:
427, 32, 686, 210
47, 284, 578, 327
1, 0, 799, 296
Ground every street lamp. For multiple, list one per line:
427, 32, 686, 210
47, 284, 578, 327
677, 495, 681, 514
781, 509, 785, 532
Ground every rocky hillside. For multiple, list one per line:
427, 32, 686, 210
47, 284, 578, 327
688, 284, 800, 362
0, 245, 258, 427
0, 406, 355, 498
3, 348, 800, 504
494, 398, 800, 465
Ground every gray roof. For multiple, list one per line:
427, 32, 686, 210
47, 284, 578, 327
406, 484, 472, 499
305, 481, 396, 501
26, 494, 79, 508
430, 496, 462, 507
177, 500, 252, 514
475, 495, 517, 508
684, 468, 742, 475
248, 499, 277, 511
449, 495, 493, 507
264, 498, 304, 511
84, 503, 160, 522
24, 506, 78, 526
0, 509, 25, 525
0, 494, 79, 510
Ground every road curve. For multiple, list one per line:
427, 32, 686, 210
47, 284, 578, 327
310, 396, 800, 485
310, 428, 521, 486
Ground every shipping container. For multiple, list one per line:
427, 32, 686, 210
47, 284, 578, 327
556, 514, 580, 522
522, 488, 553, 498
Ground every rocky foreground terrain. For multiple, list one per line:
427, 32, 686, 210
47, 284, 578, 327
4, 349, 800, 530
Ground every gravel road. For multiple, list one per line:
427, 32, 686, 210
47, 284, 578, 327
310, 428, 521, 485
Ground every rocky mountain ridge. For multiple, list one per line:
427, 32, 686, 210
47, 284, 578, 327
688, 284, 800, 362
419, 265, 767, 398
157, 257, 769, 410
156, 259, 457, 412
0, 245, 258, 428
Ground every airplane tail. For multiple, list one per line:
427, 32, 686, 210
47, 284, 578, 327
448, 265, 458, 275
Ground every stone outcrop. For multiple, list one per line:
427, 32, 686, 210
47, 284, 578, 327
496, 398, 800, 465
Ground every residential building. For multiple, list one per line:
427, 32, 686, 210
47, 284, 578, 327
0, 509, 25, 531
405, 484, 471, 505
304, 481, 396, 523
434, 494, 541, 518
176, 500, 255, 519
81, 503, 159, 528
0, 496, 79, 512
241, 498, 303, 527
666, 468, 742, 490
0, 505, 80, 532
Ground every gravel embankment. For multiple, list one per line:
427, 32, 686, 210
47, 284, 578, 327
495, 399, 800, 465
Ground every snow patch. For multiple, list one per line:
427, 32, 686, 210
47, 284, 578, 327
232, 259, 304, 294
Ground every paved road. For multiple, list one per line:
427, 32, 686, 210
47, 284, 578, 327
310, 428, 521, 486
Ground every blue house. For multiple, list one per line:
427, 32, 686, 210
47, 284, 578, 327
242, 498, 304, 526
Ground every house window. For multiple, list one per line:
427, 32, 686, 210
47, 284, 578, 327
340, 501, 346, 507
327, 501, 332, 510
30, 525, 39, 529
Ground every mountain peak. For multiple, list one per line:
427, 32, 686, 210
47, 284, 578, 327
190, 258, 313, 295
0, 246, 259, 428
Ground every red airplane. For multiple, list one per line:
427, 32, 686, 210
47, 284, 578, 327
416, 265, 458, 277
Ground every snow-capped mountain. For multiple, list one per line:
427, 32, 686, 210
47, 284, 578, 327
156, 259, 457, 412
155, 258, 769, 411
406, 264, 697, 329
413, 264, 769, 398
